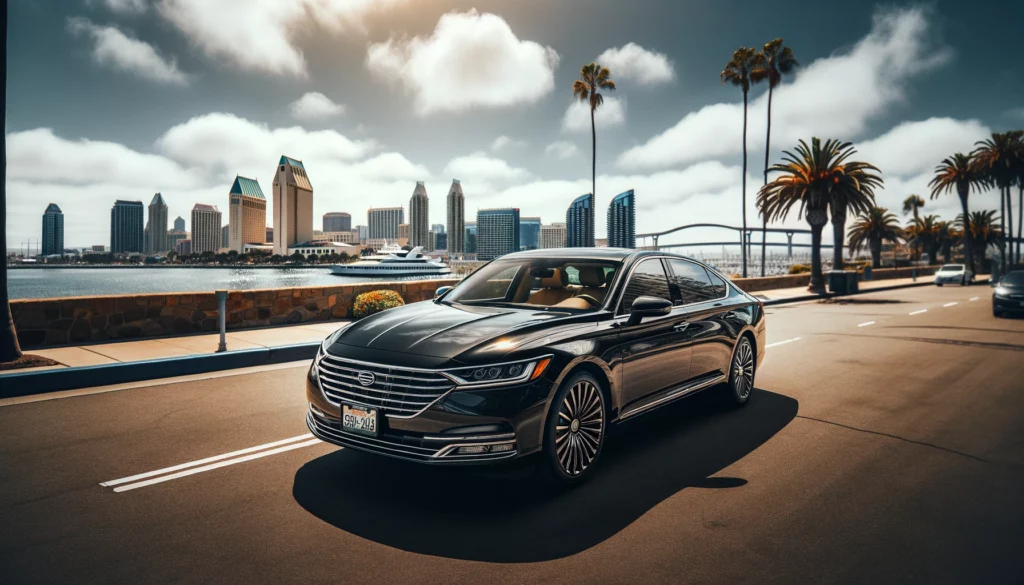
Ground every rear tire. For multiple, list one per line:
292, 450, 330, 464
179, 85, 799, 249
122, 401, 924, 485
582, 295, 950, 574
724, 337, 755, 406
994, 307, 1002, 318
540, 371, 607, 487
936, 282, 943, 287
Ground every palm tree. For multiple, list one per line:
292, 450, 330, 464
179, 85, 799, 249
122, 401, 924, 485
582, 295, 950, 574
573, 63, 616, 211
721, 47, 762, 278
847, 207, 903, 268
750, 39, 798, 278
1008, 130, 1024, 264
958, 210, 1002, 270
906, 214, 941, 264
935, 220, 960, 264
929, 153, 990, 275
973, 133, 1017, 270
0, 6, 21, 363
902, 194, 925, 220
758, 138, 883, 293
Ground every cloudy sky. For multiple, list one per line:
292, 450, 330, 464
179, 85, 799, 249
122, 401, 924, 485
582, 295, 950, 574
6, 0, 1023, 249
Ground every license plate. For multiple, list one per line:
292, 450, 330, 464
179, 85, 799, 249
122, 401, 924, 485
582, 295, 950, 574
342, 404, 378, 437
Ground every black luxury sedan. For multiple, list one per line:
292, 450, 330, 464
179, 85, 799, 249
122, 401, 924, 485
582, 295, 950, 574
306, 249, 766, 484
993, 270, 1024, 317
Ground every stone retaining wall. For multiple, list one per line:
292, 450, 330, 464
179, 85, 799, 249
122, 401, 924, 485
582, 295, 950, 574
11, 279, 459, 349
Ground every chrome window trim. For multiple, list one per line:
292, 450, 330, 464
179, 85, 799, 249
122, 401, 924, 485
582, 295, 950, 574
611, 254, 736, 319
665, 257, 731, 306
613, 255, 677, 316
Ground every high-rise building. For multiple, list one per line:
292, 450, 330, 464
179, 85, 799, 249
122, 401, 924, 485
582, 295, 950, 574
228, 176, 267, 252
265, 226, 274, 244
221, 224, 230, 249
42, 203, 64, 256
409, 181, 430, 248
566, 193, 595, 247
356, 225, 368, 242
541, 222, 567, 249
426, 230, 435, 252
323, 212, 351, 233
464, 221, 477, 254
398, 223, 410, 246
477, 208, 520, 260
175, 238, 192, 256
446, 179, 465, 254
110, 200, 144, 254
368, 207, 404, 240
167, 229, 188, 252
273, 155, 313, 256
173, 216, 185, 232
434, 232, 447, 251
607, 189, 636, 249
520, 216, 541, 250
147, 192, 169, 254
431, 223, 445, 235
191, 203, 222, 254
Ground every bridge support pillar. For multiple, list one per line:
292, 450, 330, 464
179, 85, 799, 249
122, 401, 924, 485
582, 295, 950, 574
786, 232, 794, 259
652, 235, 659, 250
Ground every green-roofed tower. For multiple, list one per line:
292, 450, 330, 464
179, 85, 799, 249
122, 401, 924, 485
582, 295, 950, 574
228, 175, 268, 252
273, 155, 313, 255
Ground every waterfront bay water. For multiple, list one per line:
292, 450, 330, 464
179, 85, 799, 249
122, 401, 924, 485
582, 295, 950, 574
8, 267, 452, 300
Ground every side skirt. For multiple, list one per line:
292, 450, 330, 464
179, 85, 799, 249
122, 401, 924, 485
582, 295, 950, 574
617, 373, 727, 422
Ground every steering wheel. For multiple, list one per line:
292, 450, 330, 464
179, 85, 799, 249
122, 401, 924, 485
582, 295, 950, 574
575, 294, 601, 307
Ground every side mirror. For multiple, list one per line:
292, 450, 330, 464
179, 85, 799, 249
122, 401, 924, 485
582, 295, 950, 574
435, 285, 453, 299
626, 296, 673, 325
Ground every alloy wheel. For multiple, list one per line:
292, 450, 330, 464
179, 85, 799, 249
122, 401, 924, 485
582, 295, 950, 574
554, 380, 604, 476
732, 340, 755, 400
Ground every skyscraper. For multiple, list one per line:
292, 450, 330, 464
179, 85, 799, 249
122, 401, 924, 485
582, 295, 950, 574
409, 181, 429, 248
42, 203, 64, 256
147, 192, 169, 253
541, 222, 567, 249
110, 200, 144, 254
355, 225, 368, 242
566, 193, 595, 247
191, 203, 222, 254
221, 224, 230, 249
265, 226, 274, 244
273, 155, 313, 256
520, 216, 541, 250
446, 179, 465, 254
477, 208, 520, 260
431, 223, 445, 235
368, 207, 404, 240
228, 175, 267, 252
167, 229, 188, 252
174, 216, 186, 232
323, 212, 351, 233
607, 189, 636, 248
464, 221, 477, 254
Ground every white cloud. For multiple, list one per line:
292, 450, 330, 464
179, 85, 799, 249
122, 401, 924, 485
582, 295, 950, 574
562, 96, 626, 132
1005, 107, 1024, 121
89, 0, 148, 14
544, 141, 579, 160
491, 135, 528, 152
66, 17, 188, 85
856, 117, 990, 177
596, 43, 674, 86
618, 6, 950, 170
365, 9, 560, 115
288, 92, 346, 120
156, 0, 406, 77
444, 152, 530, 183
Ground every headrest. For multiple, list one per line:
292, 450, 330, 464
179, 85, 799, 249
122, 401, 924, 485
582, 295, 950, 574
538, 268, 567, 289
578, 266, 605, 287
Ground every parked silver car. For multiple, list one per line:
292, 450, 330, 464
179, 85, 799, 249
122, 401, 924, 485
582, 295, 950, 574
934, 264, 970, 286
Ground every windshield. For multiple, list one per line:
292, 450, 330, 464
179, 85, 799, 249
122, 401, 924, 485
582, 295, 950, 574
1002, 271, 1024, 286
939, 264, 964, 272
444, 258, 621, 311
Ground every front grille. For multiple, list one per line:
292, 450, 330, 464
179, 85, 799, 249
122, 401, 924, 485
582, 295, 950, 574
317, 354, 456, 418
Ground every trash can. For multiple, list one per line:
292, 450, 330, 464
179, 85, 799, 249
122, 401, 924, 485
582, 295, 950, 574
828, 270, 860, 295
863, 265, 872, 281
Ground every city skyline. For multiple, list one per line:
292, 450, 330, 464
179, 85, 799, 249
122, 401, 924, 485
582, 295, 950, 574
7, 2, 1020, 249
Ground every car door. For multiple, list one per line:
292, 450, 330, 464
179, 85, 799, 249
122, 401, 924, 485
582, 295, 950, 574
614, 258, 693, 411
666, 259, 736, 381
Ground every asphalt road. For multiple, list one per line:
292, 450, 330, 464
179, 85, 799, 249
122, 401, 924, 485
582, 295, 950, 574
2, 284, 1022, 584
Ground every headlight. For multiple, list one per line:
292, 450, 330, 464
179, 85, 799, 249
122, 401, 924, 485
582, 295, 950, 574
995, 286, 1009, 296
445, 356, 552, 388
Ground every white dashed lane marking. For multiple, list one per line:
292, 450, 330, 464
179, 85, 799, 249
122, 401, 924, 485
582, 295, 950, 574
857, 321, 875, 327
766, 337, 801, 349
909, 309, 928, 315
944, 302, 958, 307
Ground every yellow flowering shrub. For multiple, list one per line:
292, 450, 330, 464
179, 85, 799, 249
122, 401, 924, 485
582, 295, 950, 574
352, 290, 405, 319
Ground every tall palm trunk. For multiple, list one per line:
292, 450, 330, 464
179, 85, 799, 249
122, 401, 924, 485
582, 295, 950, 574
1005, 186, 1014, 268
807, 207, 827, 293
1017, 184, 1022, 264
831, 207, 846, 271
0, 3, 22, 362
870, 238, 882, 268
958, 189, 974, 275
590, 104, 596, 212
740, 89, 749, 278
760, 84, 773, 277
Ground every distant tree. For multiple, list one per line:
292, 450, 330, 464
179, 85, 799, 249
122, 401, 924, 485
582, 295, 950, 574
958, 209, 1002, 270
906, 214, 941, 264
929, 153, 989, 274
573, 62, 616, 209
722, 46, 762, 278
902, 195, 925, 219
847, 206, 903, 268
973, 132, 1018, 269
934, 220, 960, 264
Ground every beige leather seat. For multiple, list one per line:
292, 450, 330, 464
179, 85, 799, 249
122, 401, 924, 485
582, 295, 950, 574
575, 266, 609, 302
529, 268, 574, 306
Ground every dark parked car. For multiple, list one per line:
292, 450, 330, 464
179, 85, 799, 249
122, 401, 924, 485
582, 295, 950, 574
306, 249, 766, 484
993, 271, 1024, 317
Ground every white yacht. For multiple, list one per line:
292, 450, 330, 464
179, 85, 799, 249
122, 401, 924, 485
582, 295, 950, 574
329, 245, 451, 277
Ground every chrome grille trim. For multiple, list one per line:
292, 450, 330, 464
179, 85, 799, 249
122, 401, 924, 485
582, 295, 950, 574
317, 353, 456, 419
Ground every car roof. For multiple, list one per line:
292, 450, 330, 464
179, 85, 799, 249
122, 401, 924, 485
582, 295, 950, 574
500, 248, 694, 262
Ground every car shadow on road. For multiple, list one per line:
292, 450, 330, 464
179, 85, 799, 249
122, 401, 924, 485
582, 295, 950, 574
292, 388, 797, 563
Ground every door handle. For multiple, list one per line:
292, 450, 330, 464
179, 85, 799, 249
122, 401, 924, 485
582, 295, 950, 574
673, 322, 690, 332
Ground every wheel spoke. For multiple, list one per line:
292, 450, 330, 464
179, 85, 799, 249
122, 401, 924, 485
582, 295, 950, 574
554, 380, 605, 476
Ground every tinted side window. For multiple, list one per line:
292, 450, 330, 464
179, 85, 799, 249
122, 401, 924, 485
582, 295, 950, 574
706, 269, 727, 297
620, 259, 672, 314
668, 259, 718, 304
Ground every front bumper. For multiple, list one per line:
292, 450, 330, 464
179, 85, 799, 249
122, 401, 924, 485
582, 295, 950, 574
306, 360, 555, 465
993, 295, 1024, 312
935, 275, 965, 284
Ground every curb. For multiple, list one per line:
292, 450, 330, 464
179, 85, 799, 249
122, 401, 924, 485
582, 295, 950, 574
760, 278, 989, 307
1, 342, 320, 399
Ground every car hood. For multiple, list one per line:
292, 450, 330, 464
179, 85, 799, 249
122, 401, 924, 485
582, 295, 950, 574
330, 300, 588, 361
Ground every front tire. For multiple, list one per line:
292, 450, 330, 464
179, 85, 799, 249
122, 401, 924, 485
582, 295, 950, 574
724, 337, 755, 406
541, 371, 606, 486
994, 306, 1002, 318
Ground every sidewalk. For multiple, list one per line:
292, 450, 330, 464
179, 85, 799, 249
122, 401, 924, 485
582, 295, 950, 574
749, 275, 938, 303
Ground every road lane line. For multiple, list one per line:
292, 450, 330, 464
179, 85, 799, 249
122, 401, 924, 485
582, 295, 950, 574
857, 321, 875, 327
766, 337, 801, 349
969, 297, 979, 301
943, 302, 958, 307
112, 439, 324, 493
909, 309, 928, 315
100, 433, 314, 487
